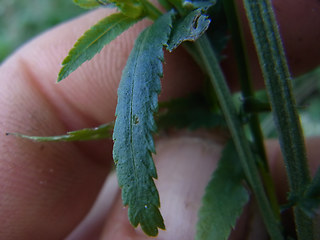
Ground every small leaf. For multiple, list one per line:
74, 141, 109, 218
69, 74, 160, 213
7, 123, 113, 142
58, 13, 141, 82
73, 0, 105, 9
196, 140, 249, 240
167, 8, 211, 51
112, 11, 174, 236
109, 0, 145, 19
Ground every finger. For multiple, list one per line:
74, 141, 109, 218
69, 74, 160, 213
95, 132, 267, 240
1, 2, 318, 239
65, 173, 119, 240
4, 9, 202, 130
0, 8, 202, 240
89, 136, 320, 240
98, 132, 225, 239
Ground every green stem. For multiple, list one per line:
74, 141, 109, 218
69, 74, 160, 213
222, 0, 280, 219
242, 1, 312, 239
195, 34, 283, 240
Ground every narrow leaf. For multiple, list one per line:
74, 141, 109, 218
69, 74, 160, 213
58, 13, 141, 82
196, 140, 249, 240
112, 11, 174, 236
7, 123, 113, 142
73, 0, 103, 9
167, 8, 211, 51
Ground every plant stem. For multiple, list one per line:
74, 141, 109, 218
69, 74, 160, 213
222, 0, 280, 219
195, 34, 283, 240
242, 1, 312, 239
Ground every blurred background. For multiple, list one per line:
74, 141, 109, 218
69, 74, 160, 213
0, 0, 85, 62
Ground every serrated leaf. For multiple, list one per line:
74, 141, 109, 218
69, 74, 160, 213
7, 123, 113, 142
196, 140, 249, 240
112, 11, 174, 236
58, 12, 141, 82
167, 8, 211, 51
73, 0, 103, 9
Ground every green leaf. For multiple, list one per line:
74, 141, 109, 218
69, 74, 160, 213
7, 123, 113, 142
58, 12, 141, 82
196, 141, 249, 240
73, 0, 104, 9
112, 11, 174, 236
167, 8, 211, 51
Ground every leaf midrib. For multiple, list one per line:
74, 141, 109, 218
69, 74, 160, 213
129, 27, 152, 189
67, 14, 132, 63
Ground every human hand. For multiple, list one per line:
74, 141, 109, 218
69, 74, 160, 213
0, 1, 319, 239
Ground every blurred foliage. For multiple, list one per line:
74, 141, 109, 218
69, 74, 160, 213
0, 0, 85, 62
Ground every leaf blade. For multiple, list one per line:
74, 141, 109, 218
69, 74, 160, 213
167, 8, 211, 51
112, 11, 174, 236
58, 12, 141, 82
73, 0, 102, 9
7, 123, 113, 142
196, 141, 249, 240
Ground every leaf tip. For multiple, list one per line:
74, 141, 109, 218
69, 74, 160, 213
57, 69, 67, 83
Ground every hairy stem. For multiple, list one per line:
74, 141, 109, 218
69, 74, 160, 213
195, 34, 283, 240
242, 1, 312, 238
222, 0, 280, 219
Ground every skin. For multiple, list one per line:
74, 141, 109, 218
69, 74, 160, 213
0, 1, 319, 239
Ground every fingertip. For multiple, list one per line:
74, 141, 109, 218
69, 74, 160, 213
99, 131, 225, 239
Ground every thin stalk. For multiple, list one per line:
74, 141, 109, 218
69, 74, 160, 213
195, 34, 283, 240
222, 0, 280, 218
242, 1, 312, 239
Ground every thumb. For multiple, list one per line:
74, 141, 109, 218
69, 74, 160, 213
0, 8, 201, 240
